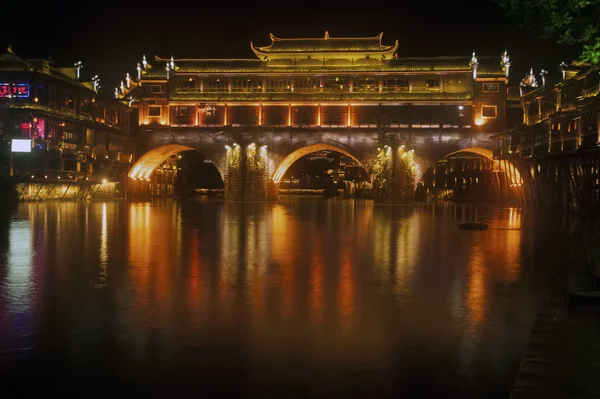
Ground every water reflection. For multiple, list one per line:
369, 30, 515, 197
0, 199, 562, 397
5, 220, 33, 317
95, 203, 108, 289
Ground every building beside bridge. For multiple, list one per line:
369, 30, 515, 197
494, 62, 600, 159
121, 32, 517, 201
0, 47, 135, 187
490, 61, 600, 210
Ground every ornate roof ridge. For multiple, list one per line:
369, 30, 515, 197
268, 32, 384, 42
0, 49, 34, 71
155, 56, 261, 62
251, 32, 397, 56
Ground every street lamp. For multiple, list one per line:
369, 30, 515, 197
472, 118, 485, 143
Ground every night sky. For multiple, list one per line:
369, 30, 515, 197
1, 0, 579, 90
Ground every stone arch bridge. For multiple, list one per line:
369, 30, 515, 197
129, 127, 512, 202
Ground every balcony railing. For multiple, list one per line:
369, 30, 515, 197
583, 84, 600, 98
59, 107, 77, 116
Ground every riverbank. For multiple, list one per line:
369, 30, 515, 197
510, 220, 600, 398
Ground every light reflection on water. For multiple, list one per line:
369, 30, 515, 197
0, 199, 561, 397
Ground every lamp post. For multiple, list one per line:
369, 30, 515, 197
473, 117, 484, 143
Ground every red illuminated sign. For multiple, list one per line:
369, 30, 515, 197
0, 83, 30, 98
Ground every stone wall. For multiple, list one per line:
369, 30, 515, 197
136, 126, 497, 202
224, 144, 269, 201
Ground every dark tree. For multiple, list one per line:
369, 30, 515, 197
499, 0, 600, 62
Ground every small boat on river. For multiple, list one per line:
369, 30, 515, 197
459, 222, 488, 231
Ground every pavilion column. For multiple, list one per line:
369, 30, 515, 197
258, 104, 262, 126
317, 104, 321, 127
224, 103, 228, 126
262, 77, 267, 93
347, 104, 352, 127
288, 104, 292, 126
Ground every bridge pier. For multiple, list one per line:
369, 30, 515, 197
373, 144, 415, 204
224, 143, 271, 201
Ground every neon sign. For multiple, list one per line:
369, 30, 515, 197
0, 83, 30, 98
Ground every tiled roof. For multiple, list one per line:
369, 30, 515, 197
253, 33, 395, 54
477, 56, 507, 78
0, 51, 34, 72
0, 53, 99, 92
169, 91, 472, 102
142, 67, 168, 79
145, 56, 494, 75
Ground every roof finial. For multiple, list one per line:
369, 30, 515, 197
501, 50, 510, 78
7, 44, 12, 53
471, 50, 478, 79
324, 31, 329, 40
74, 61, 83, 80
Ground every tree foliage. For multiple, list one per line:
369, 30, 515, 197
499, 0, 600, 62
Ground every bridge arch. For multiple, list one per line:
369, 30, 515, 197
418, 147, 521, 185
443, 147, 521, 184
271, 141, 367, 182
420, 146, 523, 202
129, 144, 224, 180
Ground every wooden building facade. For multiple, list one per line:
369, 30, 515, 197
129, 32, 511, 135
0, 48, 135, 183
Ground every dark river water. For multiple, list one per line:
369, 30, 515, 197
0, 198, 564, 398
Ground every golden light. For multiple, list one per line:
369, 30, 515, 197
272, 144, 364, 183
33, 97, 39, 103
102, 179, 107, 184
128, 144, 196, 179
475, 118, 485, 126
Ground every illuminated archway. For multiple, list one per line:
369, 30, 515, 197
420, 146, 522, 188
443, 147, 521, 185
272, 143, 365, 182
129, 144, 196, 180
